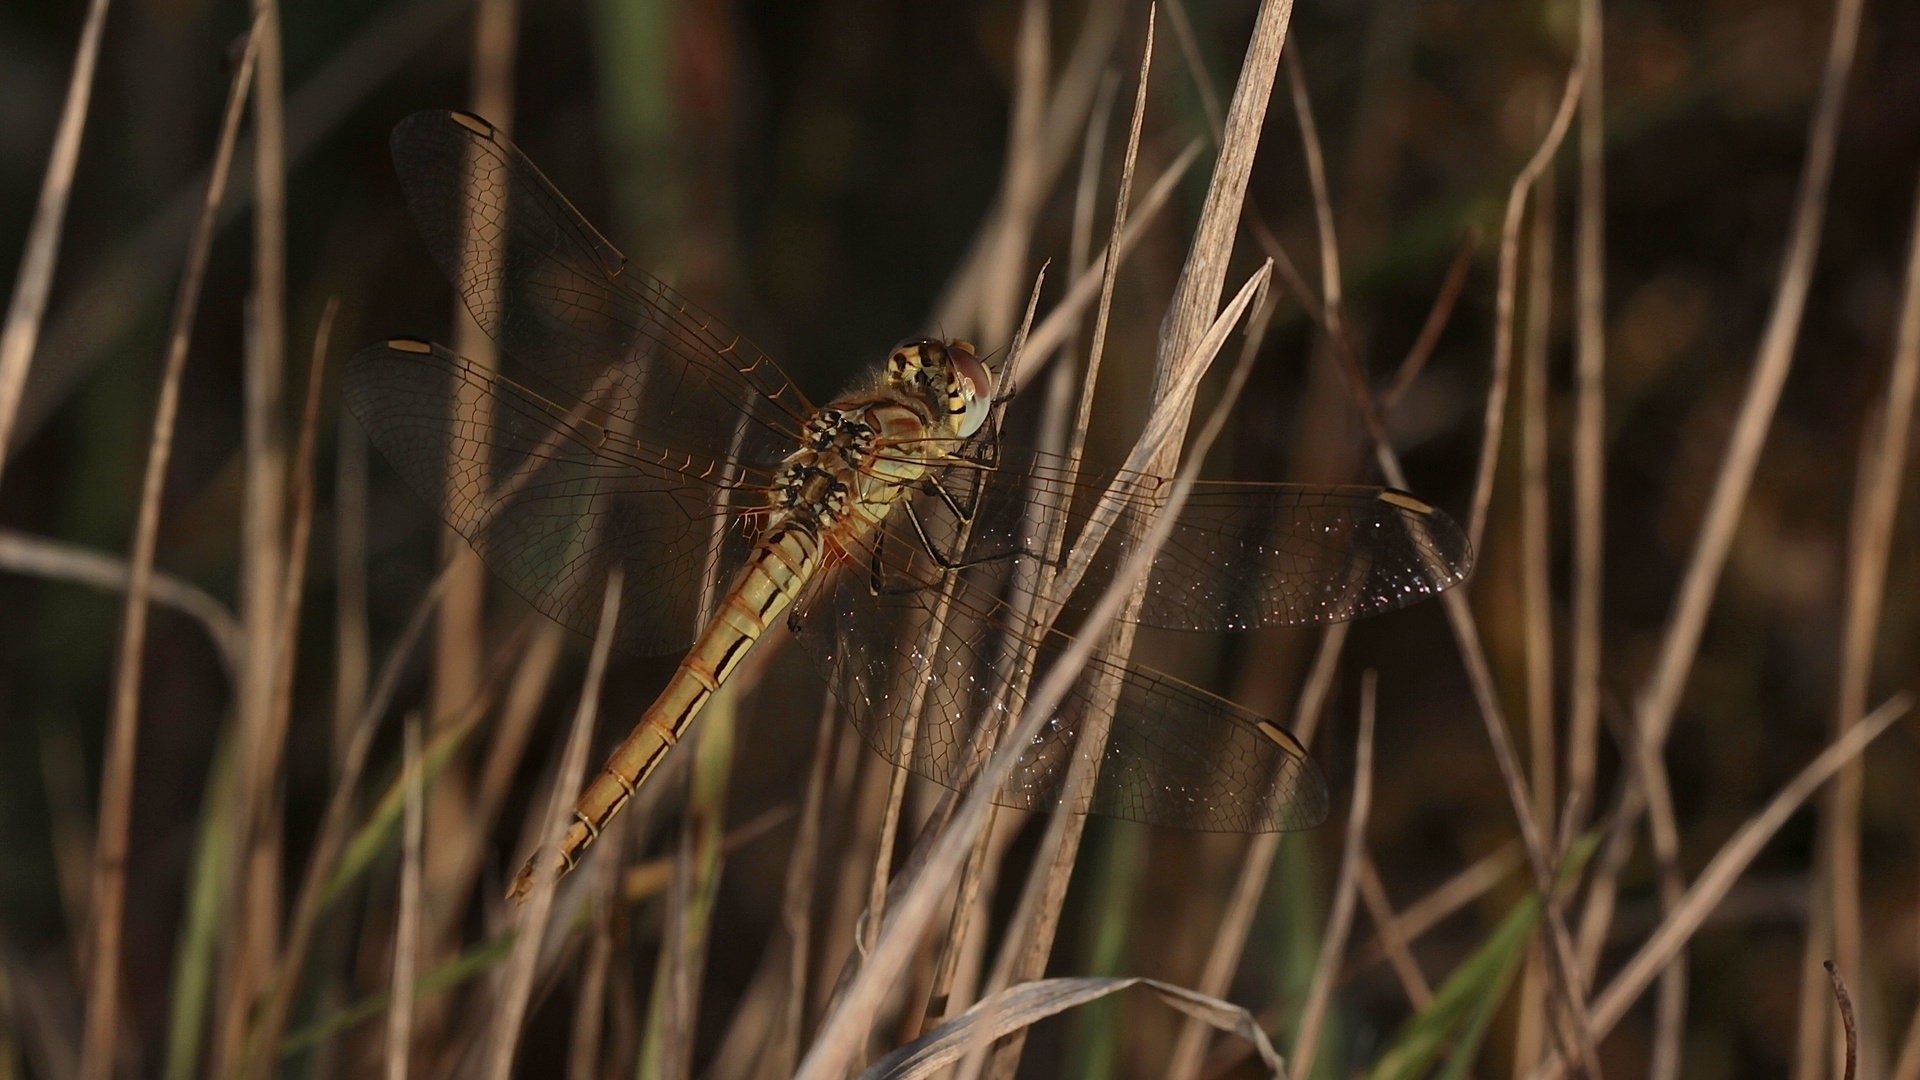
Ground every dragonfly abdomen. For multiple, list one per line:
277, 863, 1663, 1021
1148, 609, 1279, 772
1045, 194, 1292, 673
507, 521, 823, 900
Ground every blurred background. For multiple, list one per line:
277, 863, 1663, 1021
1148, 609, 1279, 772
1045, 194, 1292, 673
1, 0, 1918, 1078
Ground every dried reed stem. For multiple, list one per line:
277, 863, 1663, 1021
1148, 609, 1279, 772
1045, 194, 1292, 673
18, 0, 471, 454
1344, 841, 1522, 980
1013, 136, 1205, 384
0, 529, 243, 676
977, 24, 1158, 1067
1829, 962, 1859, 1080
1512, 159, 1559, 1080
1629, 0, 1861, 763
1567, 0, 1607, 842
1162, 295, 1303, 1080
798, 259, 1277, 1080
1356, 855, 1432, 1007
0, 0, 112, 487
1522, 694, 1913, 1080
1881, 181, 1920, 1080
1381, 232, 1479, 412
385, 716, 426, 1080
335, 410, 370, 766
433, 1, 520, 995
77, 29, 258, 1080
217, 2, 292, 1070
486, 568, 624, 1080
761, 694, 840, 1076
1291, 670, 1378, 1080
1154, 0, 1295, 400
1464, 61, 1584, 553
236, 569, 473, 1080
1813, 122, 1920, 1080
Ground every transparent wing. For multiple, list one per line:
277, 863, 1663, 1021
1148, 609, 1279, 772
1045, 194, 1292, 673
911, 445, 1473, 632
343, 340, 772, 655
388, 108, 810, 476
789, 531, 1329, 833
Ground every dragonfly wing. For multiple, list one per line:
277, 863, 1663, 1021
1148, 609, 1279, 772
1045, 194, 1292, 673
920, 447, 1472, 632
387, 109, 808, 476
789, 550, 1328, 832
344, 340, 765, 656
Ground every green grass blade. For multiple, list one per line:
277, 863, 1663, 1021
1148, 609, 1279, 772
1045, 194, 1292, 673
1365, 833, 1599, 1080
320, 710, 480, 909
276, 931, 515, 1059
164, 728, 233, 1080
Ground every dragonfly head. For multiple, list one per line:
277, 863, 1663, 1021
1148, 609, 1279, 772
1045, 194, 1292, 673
886, 337, 995, 439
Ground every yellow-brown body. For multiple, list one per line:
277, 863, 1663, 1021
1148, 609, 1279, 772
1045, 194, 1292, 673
508, 339, 988, 899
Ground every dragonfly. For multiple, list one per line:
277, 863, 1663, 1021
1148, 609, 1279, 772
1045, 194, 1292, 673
343, 110, 1473, 900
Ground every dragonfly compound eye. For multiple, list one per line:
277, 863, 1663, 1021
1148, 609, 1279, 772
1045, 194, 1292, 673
946, 340, 994, 438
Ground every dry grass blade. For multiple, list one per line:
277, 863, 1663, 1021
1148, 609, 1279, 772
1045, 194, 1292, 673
865, 977, 1287, 1080
1630, 0, 1862, 755
385, 715, 426, 1080
1523, 693, 1912, 1080
0, 0, 112, 487
1285, 48, 1344, 329
1464, 60, 1584, 553
218, 3, 292, 1071
1356, 856, 1433, 1007
1567, 0, 1608, 840
1012, 136, 1205, 384
1344, 841, 1523, 981
1882, 178, 1920, 1080
976, 20, 1159, 1063
1290, 670, 1378, 1080
235, 565, 473, 1080
760, 697, 838, 1075
1512, 163, 1559, 1080
797, 258, 1276, 1080
1828, 962, 1859, 1080
486, 567, 623, 1080
979, 265, 1272, 1077
16, 0, 471, 454
0, 528, 243, 675
1153, 0, 1294, 402
1381, 232, 1478, 412
335, 410, 370, 764
77, 27, 259, 1080
1162, 293, 1297, 1080
1816, 127, 1920, 1080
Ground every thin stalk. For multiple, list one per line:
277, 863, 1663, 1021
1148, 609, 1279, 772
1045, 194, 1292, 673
763, 695, 841, 1076
218, 0, 291, 1070
0, 0, 112, 487
335, 411, 369, 769
1512, 157, 1558, 1080
1465, 61, 1584, 553
797, 256, 1282, 1080
639, 680, 736, 1080
0, 529, 243, 676
431, 0, 520, 991
1522, 694, 1912, 1080
385, 716, 426, 1080
77, 29, 258, 1080
1567, 0, 1607, 842
975, 24, 1163, 1074
1291, 670, 1378, 1080
1381, 232, 1480, 413
1356, 855, 1432, 1008
1812, 131, 1920, 1080
485, 567, 623, 1080
235, 567, 477, 1080
19, 0, 472, 453
1343, 842, 1522, 982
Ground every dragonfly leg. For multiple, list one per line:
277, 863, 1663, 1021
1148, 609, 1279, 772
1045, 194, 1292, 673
902, 497, 1037, 572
